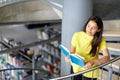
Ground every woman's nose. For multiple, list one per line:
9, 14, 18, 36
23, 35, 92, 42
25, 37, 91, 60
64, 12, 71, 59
89, 27, 92, 31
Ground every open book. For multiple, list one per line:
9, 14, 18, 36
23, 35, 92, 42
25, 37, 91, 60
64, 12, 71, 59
59, 44, 85, 67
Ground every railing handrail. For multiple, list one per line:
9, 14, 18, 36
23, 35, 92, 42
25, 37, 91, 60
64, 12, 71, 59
0, 36, 61, 55
0, 0, 30, 7
0, 67, 58, 74
49, 56, 120, 80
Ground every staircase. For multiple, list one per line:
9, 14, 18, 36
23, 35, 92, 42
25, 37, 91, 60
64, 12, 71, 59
103, 20, 120, 42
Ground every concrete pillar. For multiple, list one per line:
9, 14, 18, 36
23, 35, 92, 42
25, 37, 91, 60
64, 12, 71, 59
61, 0, 93, 79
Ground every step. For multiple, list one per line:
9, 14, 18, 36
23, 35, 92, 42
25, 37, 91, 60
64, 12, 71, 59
103, 20, 120, 41
107, 43, 120, 55
103, 20, 120, 32
99, 69, 120, 80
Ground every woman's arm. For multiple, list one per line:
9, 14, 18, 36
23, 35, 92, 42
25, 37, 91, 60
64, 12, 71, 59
85, 49, 110, 68
95, 49, 110, 65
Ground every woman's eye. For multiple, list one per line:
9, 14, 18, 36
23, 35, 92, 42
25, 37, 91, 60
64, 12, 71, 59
87, 25, 90, 28
91, 26, 97, 29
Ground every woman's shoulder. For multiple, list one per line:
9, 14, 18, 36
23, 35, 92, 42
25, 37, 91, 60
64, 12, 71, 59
74, 31, 84, 35
101, 37, 106, 41
73, 31, 85, 38
100, 37, 107, 44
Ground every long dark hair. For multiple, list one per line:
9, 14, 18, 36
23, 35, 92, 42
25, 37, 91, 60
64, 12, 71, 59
83, 16, 103, 56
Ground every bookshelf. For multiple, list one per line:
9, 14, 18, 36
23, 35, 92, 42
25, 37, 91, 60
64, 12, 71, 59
0, 38, 33, 80
35, 26, 61, 79
0, 26, 61, 80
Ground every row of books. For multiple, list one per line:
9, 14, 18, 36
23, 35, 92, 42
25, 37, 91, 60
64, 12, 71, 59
0, 38, 33, 79
39, 42, 61, 58
37, 27, 61, 40
37, 41, 61, 77
0, 41, 33, 80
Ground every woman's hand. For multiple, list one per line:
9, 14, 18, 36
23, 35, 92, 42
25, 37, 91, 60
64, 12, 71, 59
65, 56, 71, 62
85, 49, 110, 69
84, 60, 95, 69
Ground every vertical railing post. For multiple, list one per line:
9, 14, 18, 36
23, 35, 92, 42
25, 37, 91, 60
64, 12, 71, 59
108, 66, 113, 80
32, 55, 35, 80
118, 65, 120, 80
100, 67, 103, 80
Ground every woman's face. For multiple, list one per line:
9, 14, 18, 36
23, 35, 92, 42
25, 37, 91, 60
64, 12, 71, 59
85, 20, 100, 36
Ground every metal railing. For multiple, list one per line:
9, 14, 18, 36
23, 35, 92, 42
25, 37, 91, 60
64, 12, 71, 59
50, 56, 120, 80
0, 0, 30, 7
0, 55, 119, 80
0, 37, 119, 80
0, 36, 60, 55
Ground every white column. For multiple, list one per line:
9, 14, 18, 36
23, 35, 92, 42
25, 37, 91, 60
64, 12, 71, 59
61, 0, 93, 79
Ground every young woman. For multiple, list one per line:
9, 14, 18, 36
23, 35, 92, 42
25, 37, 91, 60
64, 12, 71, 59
65, 16, 110, 80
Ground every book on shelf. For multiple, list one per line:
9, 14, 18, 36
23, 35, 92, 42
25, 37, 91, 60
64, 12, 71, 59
59, 44, 85, 67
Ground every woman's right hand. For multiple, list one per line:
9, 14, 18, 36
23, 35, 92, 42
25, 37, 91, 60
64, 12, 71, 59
65, 56, 71, 62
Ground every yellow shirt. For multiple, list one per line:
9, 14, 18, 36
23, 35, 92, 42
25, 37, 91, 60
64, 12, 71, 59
71, 31, 107, 78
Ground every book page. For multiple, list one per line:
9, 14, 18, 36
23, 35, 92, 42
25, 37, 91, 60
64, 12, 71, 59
75, 54, 84, 60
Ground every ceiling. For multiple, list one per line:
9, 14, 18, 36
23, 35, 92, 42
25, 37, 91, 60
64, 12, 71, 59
0, 0, 61, 24
0, 0, 120, 24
